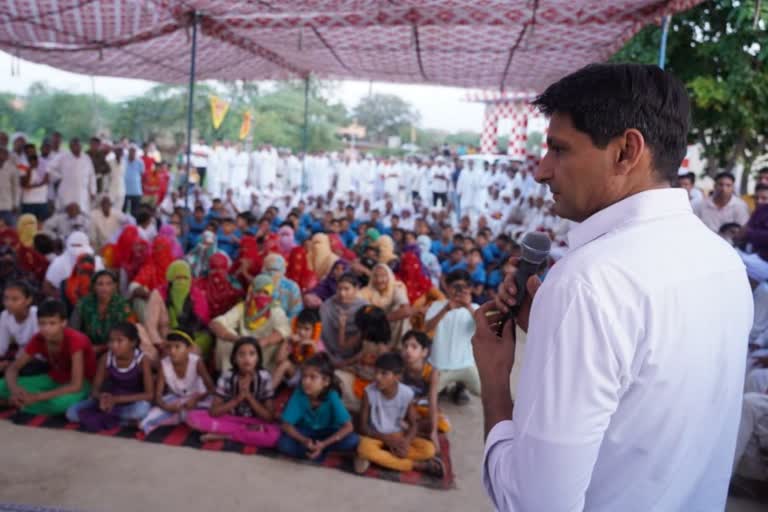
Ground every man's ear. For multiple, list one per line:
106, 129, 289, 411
615, 129, 646, 175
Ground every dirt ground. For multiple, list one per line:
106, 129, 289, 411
0, 396, 763, 512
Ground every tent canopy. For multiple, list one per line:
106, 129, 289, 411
1, 1, 702, 91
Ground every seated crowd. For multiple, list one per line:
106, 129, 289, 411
1, 131, 767, 488
0, 133, 538, 479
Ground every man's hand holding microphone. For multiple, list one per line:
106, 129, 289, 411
472, 232, 550, 436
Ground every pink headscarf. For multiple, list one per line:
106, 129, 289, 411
158, 224, 184, 259
278, 225, 297, 257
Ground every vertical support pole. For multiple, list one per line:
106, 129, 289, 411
480, 103, 499, 154
658, 15, 671, 70
184, 11, 199, 211
301, 74, 310, 196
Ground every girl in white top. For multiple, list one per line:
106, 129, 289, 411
139, 331, 215, 434
0, 281, 38, 369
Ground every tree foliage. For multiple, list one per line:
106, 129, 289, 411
613, 0, 768, 183
353, 93, 420, 143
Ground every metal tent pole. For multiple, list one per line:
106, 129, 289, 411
658, 15, 672, 69
300, 75, 310, 198
184, 12, 199, 211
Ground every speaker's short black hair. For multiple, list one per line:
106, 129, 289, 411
533, 63, 690, 183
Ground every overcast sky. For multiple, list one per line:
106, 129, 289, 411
0, 51, 486, 133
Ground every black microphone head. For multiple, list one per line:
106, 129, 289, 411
519, 231, 551, 265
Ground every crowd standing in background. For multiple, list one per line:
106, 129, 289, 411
0, 129, 766, 489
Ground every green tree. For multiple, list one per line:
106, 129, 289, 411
613, 0, 768, 190
353, 93, 420, 143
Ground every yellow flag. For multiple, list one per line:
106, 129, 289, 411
239, 111, 252, 140
209, 95, 230, 129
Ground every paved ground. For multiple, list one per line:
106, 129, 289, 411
0, 394, 763, 511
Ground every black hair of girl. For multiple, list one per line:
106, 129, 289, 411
92, 269, 118, 287
354, 305, 391, 344
109, 321, 140, 348
302, 352, 342, 400
229, 337, 264, 399
4, 279, 33, 298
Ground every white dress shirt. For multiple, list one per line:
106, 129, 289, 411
483, 188, 752, 512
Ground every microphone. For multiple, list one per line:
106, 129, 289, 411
497, 231, 551, 336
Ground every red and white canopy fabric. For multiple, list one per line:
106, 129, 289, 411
0, 1, 702, 91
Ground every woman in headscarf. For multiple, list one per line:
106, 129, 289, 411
43, 231, 103, 298
304, 259, 350, 308
62, 254, 97, 316
114, 226, 146, 278
233, 234, 263, 289
262, 253, 302, 318
209, 274, 291, 373
359, 263, 412, 345
319, 272, 368, 366
285, 241, 318, 293
417, 234, 441, 287
157, 224, 184, 260
277, 225, 297, 257
307, 233, 339, 281
397, 250, 445, 334
202, 252, 243, 318
129, 236, 174, 322
375, 234, 399, 271
328, 232, 357, 262
16, 214, 48, 282
71, 270, 142, 358
145, 260, 212, 358
186, 230, 218, 278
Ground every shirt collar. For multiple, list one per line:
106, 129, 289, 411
567, 188, 691, 251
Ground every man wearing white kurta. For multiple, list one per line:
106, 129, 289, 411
259, 144, 279, 190
473, 64, 752, 512
48, 138, 96, 213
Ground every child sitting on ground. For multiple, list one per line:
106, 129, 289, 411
400, 330, 451, 454
277, 352, 359, 461
66, 322, 153, 431
0, 280, 39, 375
355, 352, 444, 477
272, 308, 321, 388
0, 299, 96, 415
185, 337, 280, 447
336, 306, 393, 411
139, 330, 216, 434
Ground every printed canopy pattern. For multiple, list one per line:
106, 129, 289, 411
0, 1, 702, 90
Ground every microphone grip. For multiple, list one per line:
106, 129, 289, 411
496, 260, 538, 337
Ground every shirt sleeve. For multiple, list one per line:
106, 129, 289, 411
425, 301, 444, 323
281, 389, 304, 425
214, 303, 244, 331
215, 372, 230, 397
483, 278, 626, 512
24, 334, 44, 357
269, 308, 292, 339
737, 202, 751, 226
0, 314, 10, 357
330, 390, 352, 426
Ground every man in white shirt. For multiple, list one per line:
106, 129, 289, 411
48, 138, 96, 213
694, 171, 750, 232
473, 64, 752, 511
43, 202, 91, 243
430, 159, 451, 207
190, 138, 210, 189
0, 147, 19, 226
89, 195, 133, 251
